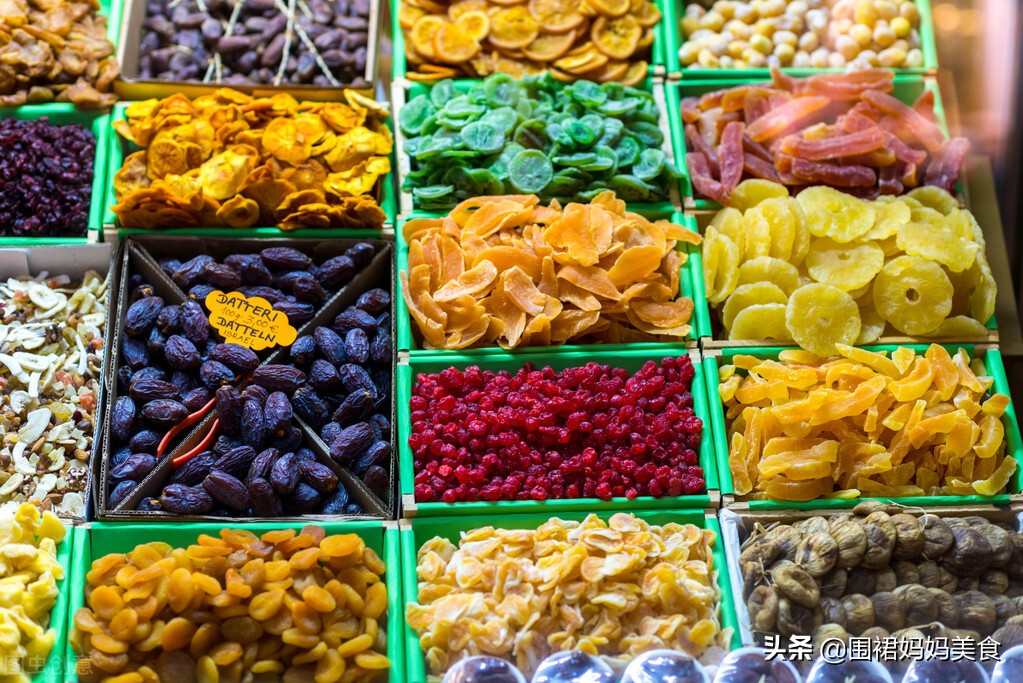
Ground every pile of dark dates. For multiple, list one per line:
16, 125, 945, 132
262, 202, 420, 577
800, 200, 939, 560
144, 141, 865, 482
108, 241, 391, 515
714, 650, 797, 683
138, 0, 370, 86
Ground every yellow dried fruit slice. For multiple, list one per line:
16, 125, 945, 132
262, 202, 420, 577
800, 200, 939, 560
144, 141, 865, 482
730, 303, 792, 342
855, 298, 886, 345
434, 22, 482, 63
805, 238, 884, 291
434, 261, 499, 302
967, 251, 997, 325
522, 29, 577, 62
785, 283, 861, 356
607, 245, 662, 287
729, 179, 788, 212
709, 207, 744, 260
619, 61, 647, 86
198, 146, 259, 200
736, 256, 800, 296
925, 315, 989, 339
448, 0, 489, 20
490, 6, 540, 50
906, 185, 959, 215
797, 186, 875, 243
631, 299, 693, 329
896, 221, 979, 273
973, 456, 1017, 496
745, 197, 797, 262
872, 255, 953, 335
585, 0, 629, 18
528, 0, 586, 33
863, 198, 911, 240
455, 10, 491, 40
631, 0, 662, 27
721, 282, 787, 331
410, 16, 447, 60
591, 15, 642, 60
702, 226, 740, 305
554, 46, 610, 75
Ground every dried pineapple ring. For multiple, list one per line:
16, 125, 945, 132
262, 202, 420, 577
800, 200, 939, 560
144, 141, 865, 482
863, 198, 911, 240
737, 256, 800, 296
729, 179, 788, 212
787, 198, 810, 266
490, 6, 541, 50
411, 16, 447, 59
591, 15, 642, 60
906, 186, 959, 215
856, 298, 886, 345
805, 238, 884, 292
967, 252, 997, 324
730, 303, 792, 342
721, 282, 787, 331
896, 221, 979, 273
744, 197, 796, 262
528, 0, 586, 33
434, 23, 482, 63
710, 207, 745, 260
702, 227, 740, 305
797, 186, 875, 243
926, 315, 988, 338
872, 255, 953, 335
585, 0, 629, 18
786, 283, 861, 356
455, 10, 491, 40
522, 29, 577, 61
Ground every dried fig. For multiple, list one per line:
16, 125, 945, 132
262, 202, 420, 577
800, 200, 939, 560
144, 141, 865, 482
893, 560, 921, 586
929, 588, 959, 627
743, 561, 767, 599
874, 567, 897, 594
976, 523, 1013, 568
896, 584, 937, 626
891, 513, 924, 560
916, 560, 941, 588
747, 585, 779, 632
861, 522, 895, 569
871, 591, 906, 632
956, 590, 997, 636
1014, 596, 1023, 614
841, 594, 875, 635
937, 567, 959, 593
820, 596, 846, 628
830, 518, 867, 569
820, 567, 847, 599
796, 531, 838, 577
764, 525, 802, 561
993, 621, 1023, 649
993, 593, 1016, 625
740, 537, 782, 568
845, 566, 877, 595
1006, 534, 1023, 580
794, 517, 830, 536
777, 598, 816, 636
859, 626, 889, 640
981, 569, 1010, 595
812, 624, 849, 655
772, 564, 820, 608
853, 500, 891, 516
920, 514, 954, 559
943, 526, 994, 578
957, 576, 980, 592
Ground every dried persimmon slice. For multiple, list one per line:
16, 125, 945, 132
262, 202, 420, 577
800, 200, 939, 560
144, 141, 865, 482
490, 6, 541, 50
527, 0, 585, 33
522, 30, 577, 62
434, 23, 481, 63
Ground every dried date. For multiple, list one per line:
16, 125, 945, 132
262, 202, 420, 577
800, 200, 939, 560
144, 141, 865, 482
253, 365, 306, 392
111, 397, 136, 443
260, 247, 311, 270
110, 453, 157, 481
160, 483, 214, 514
319, 255, 355, 288
329, 422, 375, 465
173, 255, 215, 290
241, 400, 266, 450
356, 288, 390, 314
169, 451, 217, 487
313, 328, 346, 365
292, 387, 329, 428
298, 460, 338, 494
248, 477, 283, 516
213, 445, 257, 478
164, 335, 201, 370
210, 343, 259, 372
200, 360, 235, 388
216, 386, 243, 435
141, 399, 188, 427
202, 470, 251, 512
129, 378, 179, 402
180, 300, 211, 344
124, 296, 165, 337
344, 328, 370, 364
270, 452, 299, 495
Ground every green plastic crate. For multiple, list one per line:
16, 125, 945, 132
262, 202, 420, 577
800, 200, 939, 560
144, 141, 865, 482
395, 208, 706, 356
103, 103, 397, 237
397, 346, 718, 516
705, 344, 1023, 510
401, 510, 739, 683
664, 0, 938, 78
671, 76, 949, 211
64, 522, 402, 682
391, 0, 669, 82
0, 106, 110, 244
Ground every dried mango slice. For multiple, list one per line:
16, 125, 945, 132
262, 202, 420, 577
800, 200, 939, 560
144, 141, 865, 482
434, 261, 499, 302
797, 186, 875, 243
973, 456, 1017, 496
503, 266, 547, 315
730, 303, 791, 342
786, 283, 861, 356
607, 245, 662, 287
558, 264, 621, 300
490, 6, 540, 49
806, 238, 884, 292
737, 256, 800, 296
872, 255, 953, 335
721, 282, 787, 331
591, 15, 641, 60
630, 299, 693, 329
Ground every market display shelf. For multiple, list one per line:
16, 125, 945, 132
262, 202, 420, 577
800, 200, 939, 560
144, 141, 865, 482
704, 343, 1023, 510
664, 0, 939, 79
64, 521, 403, 683
397, 346, 719, 518
400, 510, 740, 683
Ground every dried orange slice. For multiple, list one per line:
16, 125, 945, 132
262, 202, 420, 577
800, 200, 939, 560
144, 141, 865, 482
592, 60, 630, 82
619, 61, 647, 85
400, 4, 426, 29
448, 0, 489, 20
591, 15, 642, 60
434, 22, 482, 63
554, 46, 609, 75
456, 10, 491, 40
490, 6, 540, 50
410, 16, 447, 60
585, 0, 629, 17
636, 27, 655, 49
630, 0, 662, 27
528, 0, 586, 33
522, 29, 577, 61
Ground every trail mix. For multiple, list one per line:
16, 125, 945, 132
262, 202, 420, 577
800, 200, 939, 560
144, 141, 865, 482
407, 513, 728, 677
683, 68, 967, 203
110, 89, 391, 230
73, 526, 389, 683
703, 182, 995, 351
0, 271, 106, 518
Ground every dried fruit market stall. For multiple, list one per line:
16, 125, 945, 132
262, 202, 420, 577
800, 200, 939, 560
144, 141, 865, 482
2, 0, 1023, 680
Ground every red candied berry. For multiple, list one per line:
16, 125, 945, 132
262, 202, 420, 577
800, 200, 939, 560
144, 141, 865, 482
595, 482, 613, 500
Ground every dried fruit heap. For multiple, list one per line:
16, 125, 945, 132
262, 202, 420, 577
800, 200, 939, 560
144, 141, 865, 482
741, 505, 1023, 652
73, 526, 389, 683
703, 182, 995, 352
111, 89, 391, 230
400, 0, 660, 82
0, 271, 107, 518
410, 358, 703, 503
721, 345, 1015, 502
0, 0, 118, 107
401, 75, 678, 208
684, 68, 968, 203
407, 513, 727, 677
0, 118, 96, 238
401, 193, 700, 350
0, 504, 66, 682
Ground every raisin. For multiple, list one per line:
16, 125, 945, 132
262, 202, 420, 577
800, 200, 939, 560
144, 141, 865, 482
369, 332, 391, 364
354, 440, 390, 476
164, 335, 201, 370
321, 486, 350, 514
292, 274, 325, 304
180, 300, 210, 345
248, 477, 283, 516
263, 392, 293, 437
319, 255, 356, 288
285, 483, 321, 513
147, 327, 167, 359
120, 335, 149, 370
182, 387, 213, 412
290, 336, 317, 366
345, 242, 375, 269
202, 470, 251, 512
363, 465, 390, 499
291, 387, 329, 428
252, 365, 306, 392
298, 460, 338, 494
110, 453, 156, 481
247, 448, 279, 484
332, 391, 374, 426
333, 307, 376, 334
111, 397, 136, 443
124, 296, 165, 337
108, 480, 135, 508
344, 328, 370, 364
173, 255, 215, 289
260, 247, 311, 270
272, 300, 315, 325
129, 378, 179, 402
199, 360, 235, 389
156, 304, 182, 334
271, 426, 304, 454
329, 422, 375, 465
160, 484, 214, 514
313, 328, 346, 365
215, 386, 243, 435
201, 262, 241, 290
321, 422, 342, 444
269, 452, 299, 495
338, 364, 376, 397
170, 370, 197, 394
169, 451, 217, 487
213, 446, 257, 478
355, 288, 390, 315
210, 343, 259, 372
238, 286, 285, 303
308, 359, 340, 391
189, 284, 216, 302
142, 399, 188, 427
129, 430, 162, 454
242, 400, 266, 450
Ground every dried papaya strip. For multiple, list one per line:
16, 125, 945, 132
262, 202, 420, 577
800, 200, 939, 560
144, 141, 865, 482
687, 152, 729, 205
878, 164, 903, 196
721, 87, 769, 113
746, 96, 831, 142
804, 69, 895, 101
743, 135, 772, 162
924, 137, 970, 193
779, 127, 887, 161
864, 90, 946, 151
743, 91, 772, 124
913, 89, 937, 122
681, 97, 701, 124
718, 121, 745, 194
790, 158, 876, 188
685, 123, 720, 178
743, 153, 780, 183
843, 148, 897, 167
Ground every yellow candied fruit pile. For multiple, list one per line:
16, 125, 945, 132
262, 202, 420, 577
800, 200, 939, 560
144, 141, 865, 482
703, 181, 996, 354
406, 513, 729, 678
0, 504, 67, 681
111, 89, 392, 231
721, 344, 1016, 502
72, 526, 389, 683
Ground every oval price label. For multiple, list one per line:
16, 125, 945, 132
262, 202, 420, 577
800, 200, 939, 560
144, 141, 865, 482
205, 290, 298, 351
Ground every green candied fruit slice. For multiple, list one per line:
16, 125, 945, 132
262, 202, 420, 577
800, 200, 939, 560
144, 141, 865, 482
630, 121, 664, 148
430, 80, 458, 108
570, 80, 608, 107
480, 107, 520, 136
552, 152, 598, 168
598, 118, 624, 146
615, 136, 641, 167
412, 185, 455, 202
546, 171, 587, 198
444, 95, 486, 119
509, 150, 554, 194
467, 168, 505, 196
513, 119, 549, 149
467, 82, 487, 103
633, 148, 666, 181
579, 145, 618, 173
413, 136, 460, 159
564, 119, 597, 147
484, 73, 519, 107
460, 121, 505, 153
399, 94, 435, 136
548, 122, 575, 148
608, 174, 656, 200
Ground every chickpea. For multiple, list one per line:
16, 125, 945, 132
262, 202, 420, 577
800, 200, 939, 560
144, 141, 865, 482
833, 0, 854, 21
701, 11, 726, 31
681, 16, 702, 36
689, 28, 716, 42
760, 0, 786, 17
827, 51, 847, 67
734, 4, 757, 22
878, 45, 906, 66
900, 1, 919, 23
775, 15, 804, 32
774, 29, 798, 46
708, 34, 731, 54
805, 8, 828, 32
684, 3, 706, 18
786, 0, 808, 18
680, 43, 701, 65
793, 49, 812, 66
774, 42, 796, 63
746, 50, 768, 66
890, 15, 911, 37
753, 18, 776, 35
728, 39, 749, 58
876, 0, 898, 20
859, 48, 879, 65
725, 19, 750, 36
750, 33, 774, 54
833, 17, 852, 33
850, 22, 873, 46
715, 0, 736, 19
874, 23, 896, 47
698, 48, 721, 67
905, 47, 923, 67
810, 46, 830, 67
854, 0, 878, 25
835, 34, 861, 60
719, 55, 735, 67
798, 31, 819, 51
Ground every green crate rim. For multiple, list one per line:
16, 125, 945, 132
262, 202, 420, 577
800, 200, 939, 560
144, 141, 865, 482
664, 0, 938, 77
391, 0, 668, 83
400, 509, 739, 683
397, 346, 719, 516
103, 102, 397, 235
395, 208, 706, 354
65, 522, 403, 683
704, 343, 1023, 509
0, 104, 110, 241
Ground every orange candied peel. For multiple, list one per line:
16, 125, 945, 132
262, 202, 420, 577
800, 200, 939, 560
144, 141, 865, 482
720, 343, 1016, 501
400, 192, 701, 349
